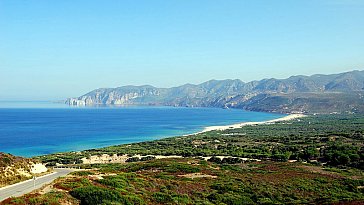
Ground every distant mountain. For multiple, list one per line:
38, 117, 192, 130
66, 70, 364, 114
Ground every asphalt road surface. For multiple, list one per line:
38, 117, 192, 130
0, 168, 73, 202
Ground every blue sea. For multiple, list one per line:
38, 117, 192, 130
0, 101, 285, 157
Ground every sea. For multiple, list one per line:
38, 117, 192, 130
0, 101, 286, 157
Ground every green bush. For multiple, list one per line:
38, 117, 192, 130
164, 163, 200, 173
72, 171, 94, 176
152, 192, 173, 203
58, 178, 91, 190
123, 195, 144, 205
70, 185, 130, 205
97, 175, 129, 189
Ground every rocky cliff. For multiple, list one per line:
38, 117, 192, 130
66, 70, 364, 114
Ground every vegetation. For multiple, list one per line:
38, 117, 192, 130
1, 192, 78, 205
0, 153, 35, 187
3, 114, 363, 204
38, 114, 364, 170
3, 158, 364, 204
67, 70, 364, 114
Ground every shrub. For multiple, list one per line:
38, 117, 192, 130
208, 156, 222, 164
164, 163, 200, 173
97, 175, 129, 189
72, 171, 93, 176
221, 157, 243, 164
56, 178, 91, 190
140, 156, 156, 161
126, 157, 140, 163
70, 185, 126, 205
152, 192, 173, 203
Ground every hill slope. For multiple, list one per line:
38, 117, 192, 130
66, 70, 364, 114
0, 153, 35, 187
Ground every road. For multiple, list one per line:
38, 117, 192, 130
0, 168, 73, 202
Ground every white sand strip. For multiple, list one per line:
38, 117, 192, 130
196, 114, 305, 134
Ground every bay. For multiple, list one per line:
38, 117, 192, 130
0, 102, 285, 157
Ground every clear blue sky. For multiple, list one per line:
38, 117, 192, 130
1, 0, 363, 100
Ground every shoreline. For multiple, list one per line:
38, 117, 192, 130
5, 110, 304, 158
48, 113, 306, 165
192, 114, 306, 134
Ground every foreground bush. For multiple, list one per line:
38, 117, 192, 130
70, 185, 143, 205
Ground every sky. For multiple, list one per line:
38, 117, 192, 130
0, 0, 364, 100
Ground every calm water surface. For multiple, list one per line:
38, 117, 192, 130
0, 102, 285, 157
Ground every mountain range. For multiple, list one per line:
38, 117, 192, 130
66, 70, 364, 114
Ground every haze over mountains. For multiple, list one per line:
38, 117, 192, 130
66, 70, 364, 114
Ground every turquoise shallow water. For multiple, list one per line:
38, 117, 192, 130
0, 102, 285, 157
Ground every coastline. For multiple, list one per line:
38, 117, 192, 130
2, 107, 288, 157
194, 114, 306, 134
46, 113, 307, 166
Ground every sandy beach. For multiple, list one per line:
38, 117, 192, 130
198, 114, 306, 133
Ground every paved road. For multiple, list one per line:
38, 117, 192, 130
0, 169, 73, 202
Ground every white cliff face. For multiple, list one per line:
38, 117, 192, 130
66, 96, 101, 106
67, 98, 86, 106
105, 92, 140, 104
66, 87, 161, 106
64, 71, 364, 114
85, 97, 94, 105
